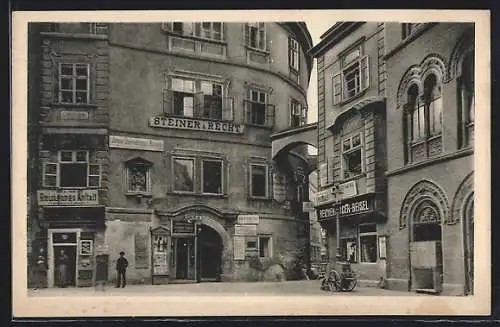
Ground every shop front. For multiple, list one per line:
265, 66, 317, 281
152, 207, 233, 284
37, 188, 105, 288
316, 192, 387, 284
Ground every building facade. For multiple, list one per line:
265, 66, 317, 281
29, 22, 313, 287
384, 23, 474, 295
309, 22, 388, 287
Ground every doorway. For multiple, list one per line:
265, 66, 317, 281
173, 237, 196, 280
198, 225, 223, 281
53, 245, 77, 287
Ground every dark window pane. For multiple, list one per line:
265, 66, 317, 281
75, 79, 87, 90
251, 102, 266, 125
76, 151, 87, 162
352, 134, 361, 147
61, 64, 73, 75
45, 175, 57, 187
75, 65, 88, 76
60, 151, 73, 162
259, 237, 269, 257
202, 160, 222, 194
61, 78, 73, 90
360, 235, 377, 263
60, 163, 87, 187
359, 224, 376, 233
61, 91, 74, 103
174, 159, 194, 192
75, 92, 87, 103
251, 165, 267, 197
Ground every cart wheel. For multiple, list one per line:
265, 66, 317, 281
330, 270, 342, 291
342, 278, 358, 292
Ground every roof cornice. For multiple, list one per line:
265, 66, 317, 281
308, 22, 365, 58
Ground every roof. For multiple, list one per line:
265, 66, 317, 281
308, 22, 365, 58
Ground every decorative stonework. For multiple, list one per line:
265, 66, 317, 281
396, 54, 448, 108
449, 172, 474, 225
448, 28, 474, 81
399, 180, 449, 229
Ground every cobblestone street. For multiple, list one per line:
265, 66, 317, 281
29, 280, 425, 297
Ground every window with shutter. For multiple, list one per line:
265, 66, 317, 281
335, 44, 369, 103
42, 151, 101, 188
245, 23, 266, 51
360, 56, 370, 91
289, 37, 300, 71
266, 104, 275, 128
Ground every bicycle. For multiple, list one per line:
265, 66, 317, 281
320, 263, 359, 292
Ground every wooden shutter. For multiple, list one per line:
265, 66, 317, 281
194, 92, 205, 118
162, 89, 172, 115
222, 97, 234, 121
43, 162, 58, 187
360, 55, 370, 91
332, 73, 342, 105
288, 37, 293, 67
245, 100, 252, 124
319, 163, 328, 188
266, 104, 275, 128
327, 156, 335, 185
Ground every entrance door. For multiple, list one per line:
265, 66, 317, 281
198, 225, 222, 281
174, 237, 196, 280
53, 245, 77, 287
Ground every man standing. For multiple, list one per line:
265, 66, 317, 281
33, 248, 47, 290
115, 251, 128, 288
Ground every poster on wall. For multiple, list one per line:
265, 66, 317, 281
80, 240, 93, 255
153, 252, 169, 275
233, 236, 245, 260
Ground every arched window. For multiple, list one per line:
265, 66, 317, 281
403, 74, 443, 163
459, 52, 475, 147
423, 74, 443, 136
412, 199, 442, 242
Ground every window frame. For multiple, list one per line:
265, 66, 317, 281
258, 235, 272, 258
125, 161, 152, 194
43, 150, 101, 189
333, 43, 370, 105
289, 98, 303, 128
172, 156, 196, 194
245, 23, 267, 52
341, 132, 364, 180
58, 63, 90, 105
458, 51, 475, 148
358, 223, 378, 264
245, 88, 274, 127
249, 163, 269, 199
163, 22, 225, 42
288, 37, 300, 72
201, 158, 225, 195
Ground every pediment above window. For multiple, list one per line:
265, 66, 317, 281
124, 156, 153, 167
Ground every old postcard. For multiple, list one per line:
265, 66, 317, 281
11, 9, 491, 317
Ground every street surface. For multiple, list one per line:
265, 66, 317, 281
28, 280, 425, 297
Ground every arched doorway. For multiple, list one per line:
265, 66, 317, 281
197, 224, 223, 282
409, 199, 444, 293
463, 194, 474, 295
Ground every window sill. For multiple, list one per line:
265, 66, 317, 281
339, 89, 368, 107
245, 45, 270, 55
125, 192, 152, 198
40, 32, 108, 40
249, 196, 272, 201
245, 123, 273, 129
164, 32, 228, 45
340, 173, 366, 184
51, 103, 98, 109
169, 191, 228, 199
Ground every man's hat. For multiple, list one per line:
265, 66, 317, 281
120, 251, 125, 255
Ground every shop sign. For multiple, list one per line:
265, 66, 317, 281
172, 221, 196, 235
315, 181, 358, 206
60, 111, 89, 120
303, 201, 315, 212
149, 116, 244, 134
109, 135, 164, 152
37, 189, 99, 206
153, 252, 169, 275
233, 236, 245, 260
234, 224, 257, 236
317, 196, 374, 220
237, 215, 259, 225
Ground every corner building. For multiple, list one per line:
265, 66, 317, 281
30, 22, 313, 286
309, 22, 388, 286
384, 23, 474, 295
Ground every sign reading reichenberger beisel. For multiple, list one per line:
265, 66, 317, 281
149, 116, 245, 134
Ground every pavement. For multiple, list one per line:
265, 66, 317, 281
28, 280, 425, 297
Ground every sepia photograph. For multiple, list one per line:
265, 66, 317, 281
12, 10, 490, 317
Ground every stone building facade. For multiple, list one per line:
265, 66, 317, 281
28, 22, 313, 287
309, 22, 388, 286
384, 23, 474, 295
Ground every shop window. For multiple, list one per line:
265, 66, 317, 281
332, 44, 369, 104
359, 224, 377, 263
250, 164, 268, 198
245, 23, 266, 51
342, 133, 363, 179
126, 159, 151, 193
341, 238, 357, 263
202, 159, 223, 195
58, 63, 89, 104
459, 51, 475, 148
43, 150, 101, 188
173, 157, 195, 192
258, 236, 271, 258
172, 77, 195, 117
288, 37, 300, 71
245, 89, 275, 127
247, 240, 257, 250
